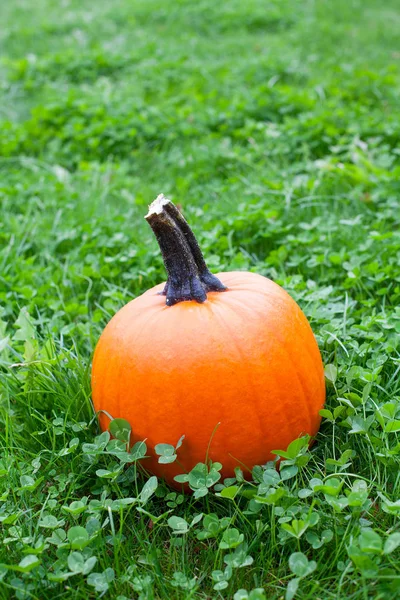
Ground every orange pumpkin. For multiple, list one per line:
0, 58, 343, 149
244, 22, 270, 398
92, 195, 325, 487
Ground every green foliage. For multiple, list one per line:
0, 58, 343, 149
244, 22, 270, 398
1, 0, 400, 598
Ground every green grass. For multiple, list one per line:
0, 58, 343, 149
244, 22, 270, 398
1, 0, 400, 597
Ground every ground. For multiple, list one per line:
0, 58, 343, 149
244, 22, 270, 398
1, 0, 400, 598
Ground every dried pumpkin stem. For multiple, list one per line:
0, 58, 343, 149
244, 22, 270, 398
145, 194, 226, 306
163, 201, 227, 293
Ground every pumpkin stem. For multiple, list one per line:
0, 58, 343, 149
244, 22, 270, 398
145, 194, 226, 306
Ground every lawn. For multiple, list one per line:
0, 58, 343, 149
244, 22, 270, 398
1, 0, 400, 598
